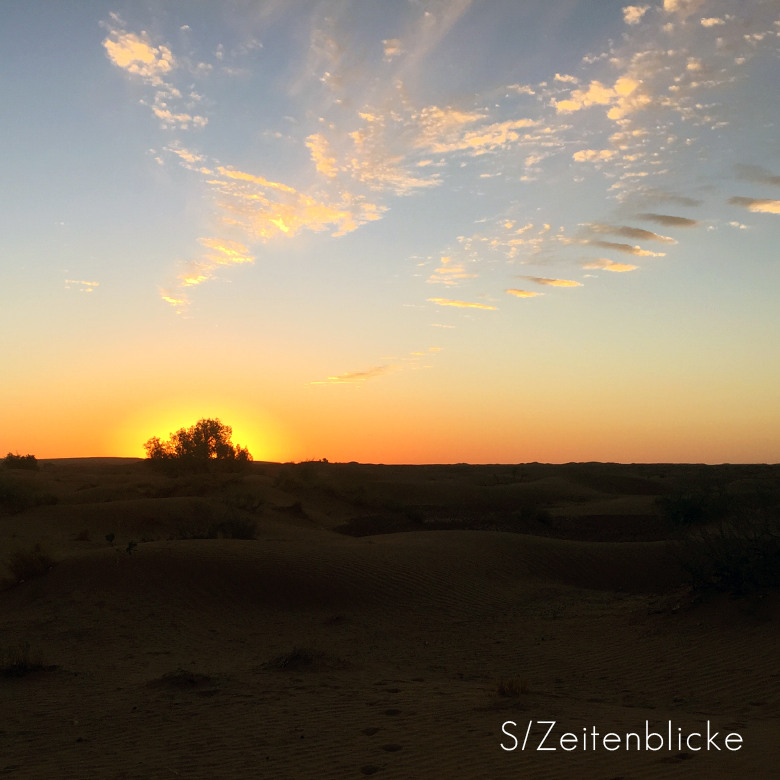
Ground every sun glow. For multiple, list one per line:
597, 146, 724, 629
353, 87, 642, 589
111, 401, 293, 463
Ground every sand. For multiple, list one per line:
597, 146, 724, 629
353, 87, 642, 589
0, 459, 778, 778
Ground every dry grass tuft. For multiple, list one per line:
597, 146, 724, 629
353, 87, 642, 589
0, 643, 46, 678
147, 669, 214, 688
75, 529, 90, 541
6, 543, 56, 584
497, 677, 529, 696
265, 646, 347, 671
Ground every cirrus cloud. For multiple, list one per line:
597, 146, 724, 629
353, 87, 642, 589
427, 297, 497, 309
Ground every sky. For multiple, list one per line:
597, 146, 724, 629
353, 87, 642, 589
1, 0, 780, 464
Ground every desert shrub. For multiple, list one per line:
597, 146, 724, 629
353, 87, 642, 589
0, 478, 57, 514
497, 677, 529, 696
147, 669, 214, 688
0, 643, 46, 677
265, 646, 346, 671
224, 492, 265, 514
657, 486, 732, 527
511, 505, 551, 525
2, 452, 38, 470
273, 466, 305, 493
174, 502, 258, 540
6, 544, 55, 583
144, 418, 252, 475
674, 500, 780, 594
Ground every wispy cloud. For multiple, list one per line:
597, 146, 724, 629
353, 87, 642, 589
64, 279, 99, 292
587, 240, 666, 256
161, 237, 256, 308
636, 213, 700, 227
427, 297, 497, 309
734, 164, 780, 187
427, 256, 477, 285
583, 223, 677, 243
102, 14, 208, 129
210, 165, 384, 238
580, 258, 638, 272
310, 365, 395, 385
506, 288, 543, 297
518, 276, 583, 287
728, 196, 780, 214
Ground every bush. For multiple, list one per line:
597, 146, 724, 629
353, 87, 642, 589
656, 482, 732, 528
0, 643, 46, 677
2, 452, 38, 470
0, 479, 58, 514
497, 677, 529, 696
144, 418, 252, 474
6, 544, 56, 583
173, 502, 258, 540
674, 499, 780, 595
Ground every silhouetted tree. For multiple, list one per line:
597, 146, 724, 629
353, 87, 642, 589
144, 418, 252, 473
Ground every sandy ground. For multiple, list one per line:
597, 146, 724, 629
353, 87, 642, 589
1, 459, 778, 779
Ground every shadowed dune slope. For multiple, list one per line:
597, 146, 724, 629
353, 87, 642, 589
7, 531, 684, 618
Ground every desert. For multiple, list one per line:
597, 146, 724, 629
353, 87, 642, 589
1, 455, 778, 779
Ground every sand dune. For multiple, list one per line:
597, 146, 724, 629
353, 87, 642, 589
1, 460, 778, 778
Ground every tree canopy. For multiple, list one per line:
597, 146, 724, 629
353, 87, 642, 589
143, 418, 252, 473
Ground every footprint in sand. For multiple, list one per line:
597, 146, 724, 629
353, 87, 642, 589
361, 727, 380, 736
381, 744, 402, 752
360, 765, 382, 775
383, 708, 401, 716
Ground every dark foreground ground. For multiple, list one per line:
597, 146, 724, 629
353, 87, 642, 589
1, 459, 778, 779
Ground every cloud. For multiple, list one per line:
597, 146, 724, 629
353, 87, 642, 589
175, 237, 255, 290
573, 149, 616, 162
310, 365, 395, 385
623, 6, 650, 25
584, 223, 677, 243
102, 17, 207, 130
635, 213, 700, 227
198, 237, 255, 265
734, 164, 780, 186
554, 75, 651, 122
159, 290, 189, 313
427, 298, 497, 309
64, 279, 99, 292
103, 30, 174, 85
554, 73, 579, 83
210, 166, 385, 238
167, 146, 203, 164
635, 191, 704, 207
305, 134, 338, 178
423, 117, 538, 154
663, 0, 705, 18
581, 258, 638, 272
427, 256, 477, 285
383, 38, 403, 60
588, 240, 665, 256
555, 80, 615, 113
517, 276, 583, 287
728, 196, 780, 214
506, 288, 543, 297
700, 17, 725, 27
